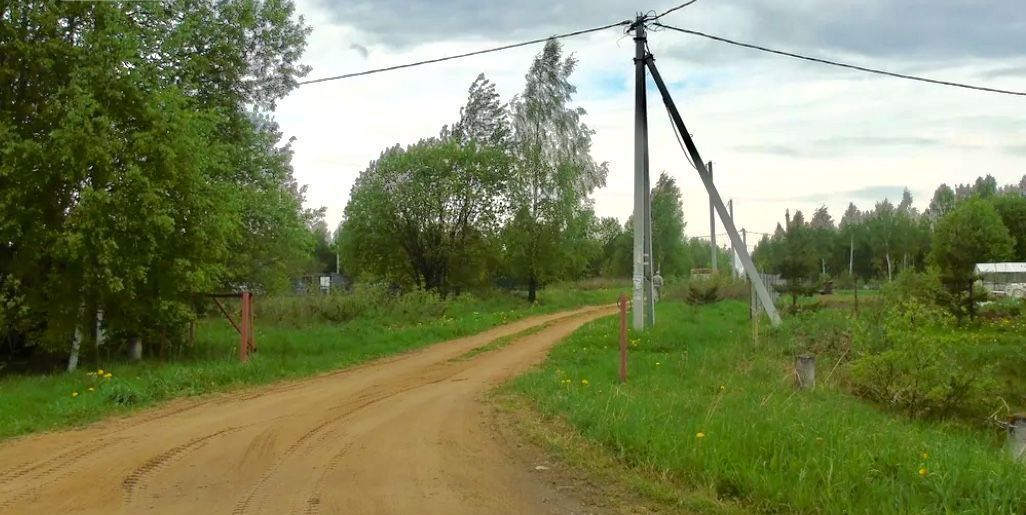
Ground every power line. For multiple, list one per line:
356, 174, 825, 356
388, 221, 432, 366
654, 0, 700, 20
653, 22, 1026, 97
299, 20, 630, 86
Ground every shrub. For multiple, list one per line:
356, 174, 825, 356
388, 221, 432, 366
978, 299, 1023, 320
850, 299, 995, 420
106, 383, 146, 407
663, 275, 749, 305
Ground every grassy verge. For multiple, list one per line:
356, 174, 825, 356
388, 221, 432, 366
510, 301, 1026, 513
0, 285, 623, 441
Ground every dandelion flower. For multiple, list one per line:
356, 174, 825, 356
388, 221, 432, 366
581, 379, 589, 385
918, 467, 927, 477
720, 385, 725, 390
104, 373, 113, 379
921, 452, 928, 460
88, 387, 94, 392
97, 369, 104, 375
696, 432, 705, 439
655, 362, 661, 366
72, 392, 79, 398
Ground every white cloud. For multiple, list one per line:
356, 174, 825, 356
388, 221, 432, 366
277, 0, 1026, 238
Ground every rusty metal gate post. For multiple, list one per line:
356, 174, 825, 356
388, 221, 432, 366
240, 292, 251, 363
618, 294, 629, 383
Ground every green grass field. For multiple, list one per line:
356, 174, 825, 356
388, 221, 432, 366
510, 301, 1026, 513
0, 285, 622, 441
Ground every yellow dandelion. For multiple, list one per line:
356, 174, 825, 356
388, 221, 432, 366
104, 372, 113, 379
97, 369, 104, 375
921, 452, 928, 460
720, 385, 726, 390
918, 467, 927, 477
88, 387, 94, 392
655, 362, 661, 366
696, 432, 705, 439
581, 379, 589, 385
72, 392, 79, 398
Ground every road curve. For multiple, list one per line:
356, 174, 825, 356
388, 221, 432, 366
0, 305, 616, 514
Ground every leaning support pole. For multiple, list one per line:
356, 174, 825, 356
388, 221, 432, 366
646, 57, 782, 326
631, 16, 650, 330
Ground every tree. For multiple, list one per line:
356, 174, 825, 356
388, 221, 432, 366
926, 184, 956, 221
931, 199, 1013, 317
650, 173, 689, 277
0, 1, 313, 365
809, 205, 836, 276
991, 195, 1026, 261
340, 138, 508, 294
448, 74, 509, 146
504, 39, 607, 302
866, 200, 899, 280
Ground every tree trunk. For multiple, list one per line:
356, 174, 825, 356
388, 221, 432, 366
129, 336, 142, 361
527, 275, 538, 303
67, 326, 82, 372
885, 252, 893, 281
848, 234, 854, 276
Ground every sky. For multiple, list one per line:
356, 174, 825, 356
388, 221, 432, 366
274, 0, 1026, 244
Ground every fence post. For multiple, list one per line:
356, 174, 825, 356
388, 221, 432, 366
1009, 413, 1026, 462
248, 294, 256, 353
795, 354, 815, 390
618, 294, 629, 383
240, 292, 250, 363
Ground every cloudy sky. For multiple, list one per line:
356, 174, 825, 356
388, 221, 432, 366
275, 0, 1026, 244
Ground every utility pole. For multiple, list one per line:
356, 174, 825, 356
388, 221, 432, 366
728, 198, 735, 276
708, 161, 717, 274
646, 57, 782, 325
631, 14, 651, 330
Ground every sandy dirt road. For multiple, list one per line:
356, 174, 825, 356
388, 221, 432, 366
0, 305, 616, 515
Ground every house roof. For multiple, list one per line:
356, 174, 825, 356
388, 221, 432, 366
974, 262, 1026, 274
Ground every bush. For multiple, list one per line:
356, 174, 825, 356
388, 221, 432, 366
663, 275, 749, 305
978, 299, 1023, 320
850, 299, 995, 420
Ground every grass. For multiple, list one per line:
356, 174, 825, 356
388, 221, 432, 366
0, 284, 625, 441
509, 300, 1026, 514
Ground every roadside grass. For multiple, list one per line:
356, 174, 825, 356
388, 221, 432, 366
510, 301, 1026, 513
0, 285, 624, 441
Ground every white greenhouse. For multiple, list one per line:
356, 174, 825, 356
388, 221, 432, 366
975, 262, 1026, 299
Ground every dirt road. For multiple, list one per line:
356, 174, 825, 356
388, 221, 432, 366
0, 306, 616, 514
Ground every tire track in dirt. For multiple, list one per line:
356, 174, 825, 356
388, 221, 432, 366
0, 305, 617, 515
0, 437, 127, 512
122, 427, 241, 504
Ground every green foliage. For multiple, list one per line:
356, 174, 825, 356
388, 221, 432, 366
0, 1, 313, 359
850, 297, 997, 419
505, 39, 608, 301
931, 198, 1013, 317
650, 173, 690, 277
339, 138, 508, 293
991, 195, 1026, 261
512, 301, 1026, 513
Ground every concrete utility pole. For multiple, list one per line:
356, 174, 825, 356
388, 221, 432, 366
708, 161, 717, 274
631, 15, 652, 330
728, 198, 735, 276
646, 57, 782, 325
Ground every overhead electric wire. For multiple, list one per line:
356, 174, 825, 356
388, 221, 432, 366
653, 22, 1026, 97
654, 0, 700, 20
299, 20, 630, 86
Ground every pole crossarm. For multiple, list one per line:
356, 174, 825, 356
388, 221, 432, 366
644, 55, 782, 326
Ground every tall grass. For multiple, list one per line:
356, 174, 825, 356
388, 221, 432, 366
0, 284, 624, 441
512, 301, 1026, 513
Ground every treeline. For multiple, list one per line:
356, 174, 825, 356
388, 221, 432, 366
336, 41, 727, 300
754, 174, 1026, 310
0, 2, 318, 365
